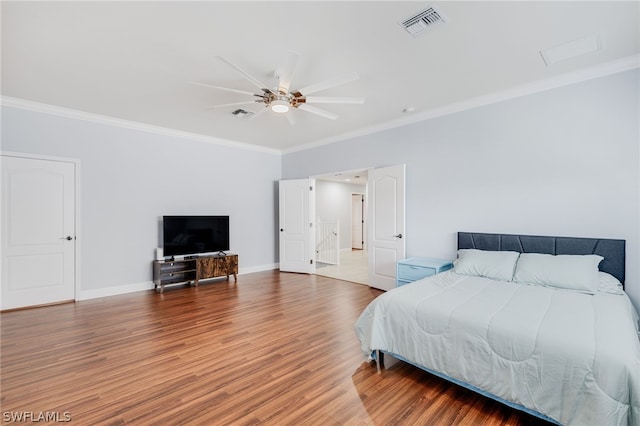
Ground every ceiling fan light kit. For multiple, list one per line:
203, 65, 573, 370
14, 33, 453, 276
271, 99, 290, 113
195, 54, 364, 122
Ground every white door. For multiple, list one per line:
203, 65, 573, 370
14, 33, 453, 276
1, 155, 76, 310
367, 164, 406, 291
279, 178, 316, 274
351, 194, 364, 249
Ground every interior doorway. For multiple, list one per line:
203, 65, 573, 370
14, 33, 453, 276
313, 170, 368, 285
279, 164, 405, 290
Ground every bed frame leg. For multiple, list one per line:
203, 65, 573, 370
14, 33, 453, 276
375, 350, 382, 374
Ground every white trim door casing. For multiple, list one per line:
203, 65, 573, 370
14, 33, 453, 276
352, 194, 364, 249
278, 178, 316, 274
367, 164, 406, 291
1, 154, 77, 310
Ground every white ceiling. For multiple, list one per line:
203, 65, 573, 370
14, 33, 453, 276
316, 170, 368, 186
2, 1, 638, 153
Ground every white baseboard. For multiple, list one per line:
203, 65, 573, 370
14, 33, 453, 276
77, 281, 154, 301
239, 263, 279, 275
76, 263, 280, 301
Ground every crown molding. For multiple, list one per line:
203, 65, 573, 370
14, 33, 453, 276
282, 54, 640, 155
0, 96, 282, 156
3, 54, 638, 157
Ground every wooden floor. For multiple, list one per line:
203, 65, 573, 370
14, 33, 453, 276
1, 271, 553, 425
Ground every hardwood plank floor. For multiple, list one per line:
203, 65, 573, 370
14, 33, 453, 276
1, 271, 553, 425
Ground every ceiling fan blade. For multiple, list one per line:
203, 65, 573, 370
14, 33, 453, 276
247, 105, 270, 121
189, 81, 257, 97
217, 56, 269, 91
304, 96, 365, 104
207, 101, 260, 109
296, 71, 359, 96
277, 51, 299, 95
298, 104, 338, 120
285, 110, 296, 126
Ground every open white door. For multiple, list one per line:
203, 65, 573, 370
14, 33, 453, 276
279, 178, 316, 274
1, 155, 77, 310
367, 164, 406, 291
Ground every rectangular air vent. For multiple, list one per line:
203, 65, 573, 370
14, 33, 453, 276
540, 34, 604, 67
400, 5, 447, 38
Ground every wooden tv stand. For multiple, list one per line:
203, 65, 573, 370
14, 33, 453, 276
153, 253, 238, 293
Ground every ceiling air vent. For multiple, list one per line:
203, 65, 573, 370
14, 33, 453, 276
400, 5, 447, 38
232, 108, 254, 118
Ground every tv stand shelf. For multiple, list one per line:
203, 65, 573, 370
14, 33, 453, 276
153, 253, 238, 293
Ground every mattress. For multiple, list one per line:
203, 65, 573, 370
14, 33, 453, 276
354, 271, 640, 425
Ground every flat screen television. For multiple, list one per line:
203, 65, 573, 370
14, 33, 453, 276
163, 215, 229, 257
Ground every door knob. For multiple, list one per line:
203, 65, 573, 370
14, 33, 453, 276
394, 233, 403, 239
280, 228, 284, 232
61, 236, 73, 240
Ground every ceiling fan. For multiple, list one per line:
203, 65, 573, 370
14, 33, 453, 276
192, 53, 364, 123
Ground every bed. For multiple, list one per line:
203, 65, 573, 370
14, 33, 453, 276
355, 232, 640, 425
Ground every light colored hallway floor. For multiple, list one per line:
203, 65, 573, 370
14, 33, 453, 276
316, 249, 368, 285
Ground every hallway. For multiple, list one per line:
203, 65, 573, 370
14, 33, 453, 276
315, 249, 368, 285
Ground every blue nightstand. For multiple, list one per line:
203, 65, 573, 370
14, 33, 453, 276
397, 257, 453, 287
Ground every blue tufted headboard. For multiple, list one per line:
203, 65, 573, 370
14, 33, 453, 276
458, 232, 626, 286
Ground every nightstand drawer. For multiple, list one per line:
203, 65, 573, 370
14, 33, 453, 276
397, 264, 437, 282
396, 257, 453, 287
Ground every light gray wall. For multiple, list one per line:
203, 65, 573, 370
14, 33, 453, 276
1, 106, 281, 295
283, 69, 640, 310
315, 180, 366, 250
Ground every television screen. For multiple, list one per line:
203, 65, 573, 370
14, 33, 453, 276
163, 216, 229, 257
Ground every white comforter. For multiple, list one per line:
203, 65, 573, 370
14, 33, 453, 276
355, 271, 640, 425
